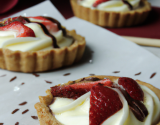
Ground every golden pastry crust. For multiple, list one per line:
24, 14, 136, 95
0, 30, 86, 73
70, 0, 151, 28
35, 75, 160, 125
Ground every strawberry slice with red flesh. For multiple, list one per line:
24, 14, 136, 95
51, 79, 112, 99
90, 84, 123, 125
28, 16, 59, 33
0, 21, 35, 37
93, 0, 110, 7
3, 16, 29, 25
118, 77, 144, 101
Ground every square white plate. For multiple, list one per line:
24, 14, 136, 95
0, 1, 160, 125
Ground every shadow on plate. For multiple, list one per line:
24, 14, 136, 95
42, 45, 93, 73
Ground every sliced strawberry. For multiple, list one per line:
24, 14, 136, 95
118, 77, 144, 101
89, 84, 123, 125
0, 21, 35, 37
3, 16, 28, 25
28, 16, 59, 33
51, 79, 112, 99
93, 0, 110, 7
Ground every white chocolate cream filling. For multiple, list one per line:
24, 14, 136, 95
50, 85, 160, 125
79, 0, 141, 12
0, 23, 73, 52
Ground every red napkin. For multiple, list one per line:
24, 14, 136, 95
51, 0, 160, 39
0, 0, 44, 19
0, 0, 18, 14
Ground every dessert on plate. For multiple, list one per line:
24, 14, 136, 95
35, 75, 160, 125
0, 16, 85, 72
70, 0, 151, 27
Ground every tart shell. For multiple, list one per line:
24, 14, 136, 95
70, 0, 151, 28
35, 75, 160, 125
0, 30, 86, 73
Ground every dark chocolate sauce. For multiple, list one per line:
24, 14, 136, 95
31, 116, 38, 120
63, 73, 71, 76
28, 16, 74, 48
12, 109, 19, 114
150, 72, 156, 79
40, 16, 75, 48
79, 78, 85, 82
45, 80, 52, 84
135, 72, 141, 76
15, 122, 19, 125
0, 123, 4, 125
32, 73, 39, 77
22, 109, 29, 114
113, 71, 120, 73
0, 74, 6, 77
123, 90, 148, 121
35, 22, 59, 48
112, 84, 148, 122
83, 77, 100, 81
44, 17, 66, 36
10, 76, 17, 82
19, 101, 27, 106
89, 74, 95, 76
122, 0, 133, 10
21, 82, 25, 85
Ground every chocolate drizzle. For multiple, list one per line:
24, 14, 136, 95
42, 16, 75, 48
150, 72, 156, 79
19, 101, 27, 106
21, 82, 25, 85
28, 16, 74, 48
12, 109, 19, 114
44, 17, 66, 36
22, 109, 29, 114
80, 77, 101, 82
15, 122, 19, 125
32, 73, 40, 77
135, 72, 141, 76
31, 116, 38, 119
35, 22, 59, 48
113, 71, 120, 73
24, 16, 59, 48
122, 0, 133, 10
121, 89, 148, 121
45, 80, 52, 84
63, 73, 71, 76
10, 76, 17, 82
112, 84, 148, 122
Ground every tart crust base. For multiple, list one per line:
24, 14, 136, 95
35, 75, 160, 125
0, 30, 86, 72
70, 0, 151, 28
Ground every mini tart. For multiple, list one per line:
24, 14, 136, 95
70, 0, 151, 28
0, 30, 85, 73
34, 75, 160, 125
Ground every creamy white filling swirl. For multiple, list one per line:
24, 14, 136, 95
0, 23, 73, 51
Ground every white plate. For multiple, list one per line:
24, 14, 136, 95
0, 1, 160, 125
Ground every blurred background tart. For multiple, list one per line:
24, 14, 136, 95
0, 16, 86, 72
70, 0, 151, 28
